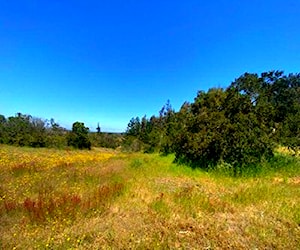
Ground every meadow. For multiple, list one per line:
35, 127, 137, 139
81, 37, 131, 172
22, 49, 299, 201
0, 145, 299, 249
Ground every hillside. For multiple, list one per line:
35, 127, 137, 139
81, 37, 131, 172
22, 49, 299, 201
0, 145, 299, 249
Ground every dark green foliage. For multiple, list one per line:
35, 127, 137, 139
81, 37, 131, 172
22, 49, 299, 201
0, 114, 47, 147
0, 113, 116, 150
1, 70, 299, 163
232, 71, 300, 154
123, 100, 176, 153
126, 117, 141, 137
173, 87, 274, 174
281, 112, 300, 155
0, 114, 121, 150
67, 122, 91, 150
123, 117, 145, 151
0, 115, 7, 144
124, 71, 300, 174
45, 119, 68, 148
0, 113, 70, 148
276, 74, 300, 154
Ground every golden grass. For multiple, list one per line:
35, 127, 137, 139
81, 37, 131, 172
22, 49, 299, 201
0, 145, 299, 249
276, 145, 299, 156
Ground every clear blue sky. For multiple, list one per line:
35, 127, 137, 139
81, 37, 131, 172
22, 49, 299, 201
1, 0, 299, 132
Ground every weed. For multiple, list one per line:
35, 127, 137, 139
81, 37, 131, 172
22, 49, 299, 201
22, 193, 82, 223
130, 158, 143, 169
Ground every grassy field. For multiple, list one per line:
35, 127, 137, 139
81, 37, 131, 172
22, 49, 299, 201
0, 145, 299, 249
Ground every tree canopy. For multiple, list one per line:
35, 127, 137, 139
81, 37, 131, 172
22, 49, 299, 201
124, 71, 300, 173
67, 122, 91, 150
0, 70, 299, 168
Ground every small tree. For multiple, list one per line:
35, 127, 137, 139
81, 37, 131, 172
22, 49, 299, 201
96, 123, 101, 134
67, 122, 91, 149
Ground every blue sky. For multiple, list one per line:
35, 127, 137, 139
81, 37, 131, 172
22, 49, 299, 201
1, 0, 299, 132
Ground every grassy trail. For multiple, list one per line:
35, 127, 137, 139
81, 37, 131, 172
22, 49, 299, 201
0, 145, 299, 249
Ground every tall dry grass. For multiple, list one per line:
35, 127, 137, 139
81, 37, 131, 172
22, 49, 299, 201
0, 145, 299, 249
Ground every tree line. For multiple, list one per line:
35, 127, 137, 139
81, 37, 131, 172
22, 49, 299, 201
124, 71, 300, 173
1, 70, 299, 173
0, 114, 122, 149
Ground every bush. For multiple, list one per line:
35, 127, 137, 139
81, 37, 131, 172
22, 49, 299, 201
174, 88, 274, 175
67, 122, 91, 150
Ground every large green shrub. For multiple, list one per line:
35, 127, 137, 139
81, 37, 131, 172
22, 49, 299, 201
174, 87, 274, 174
67, 122, 91, 150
